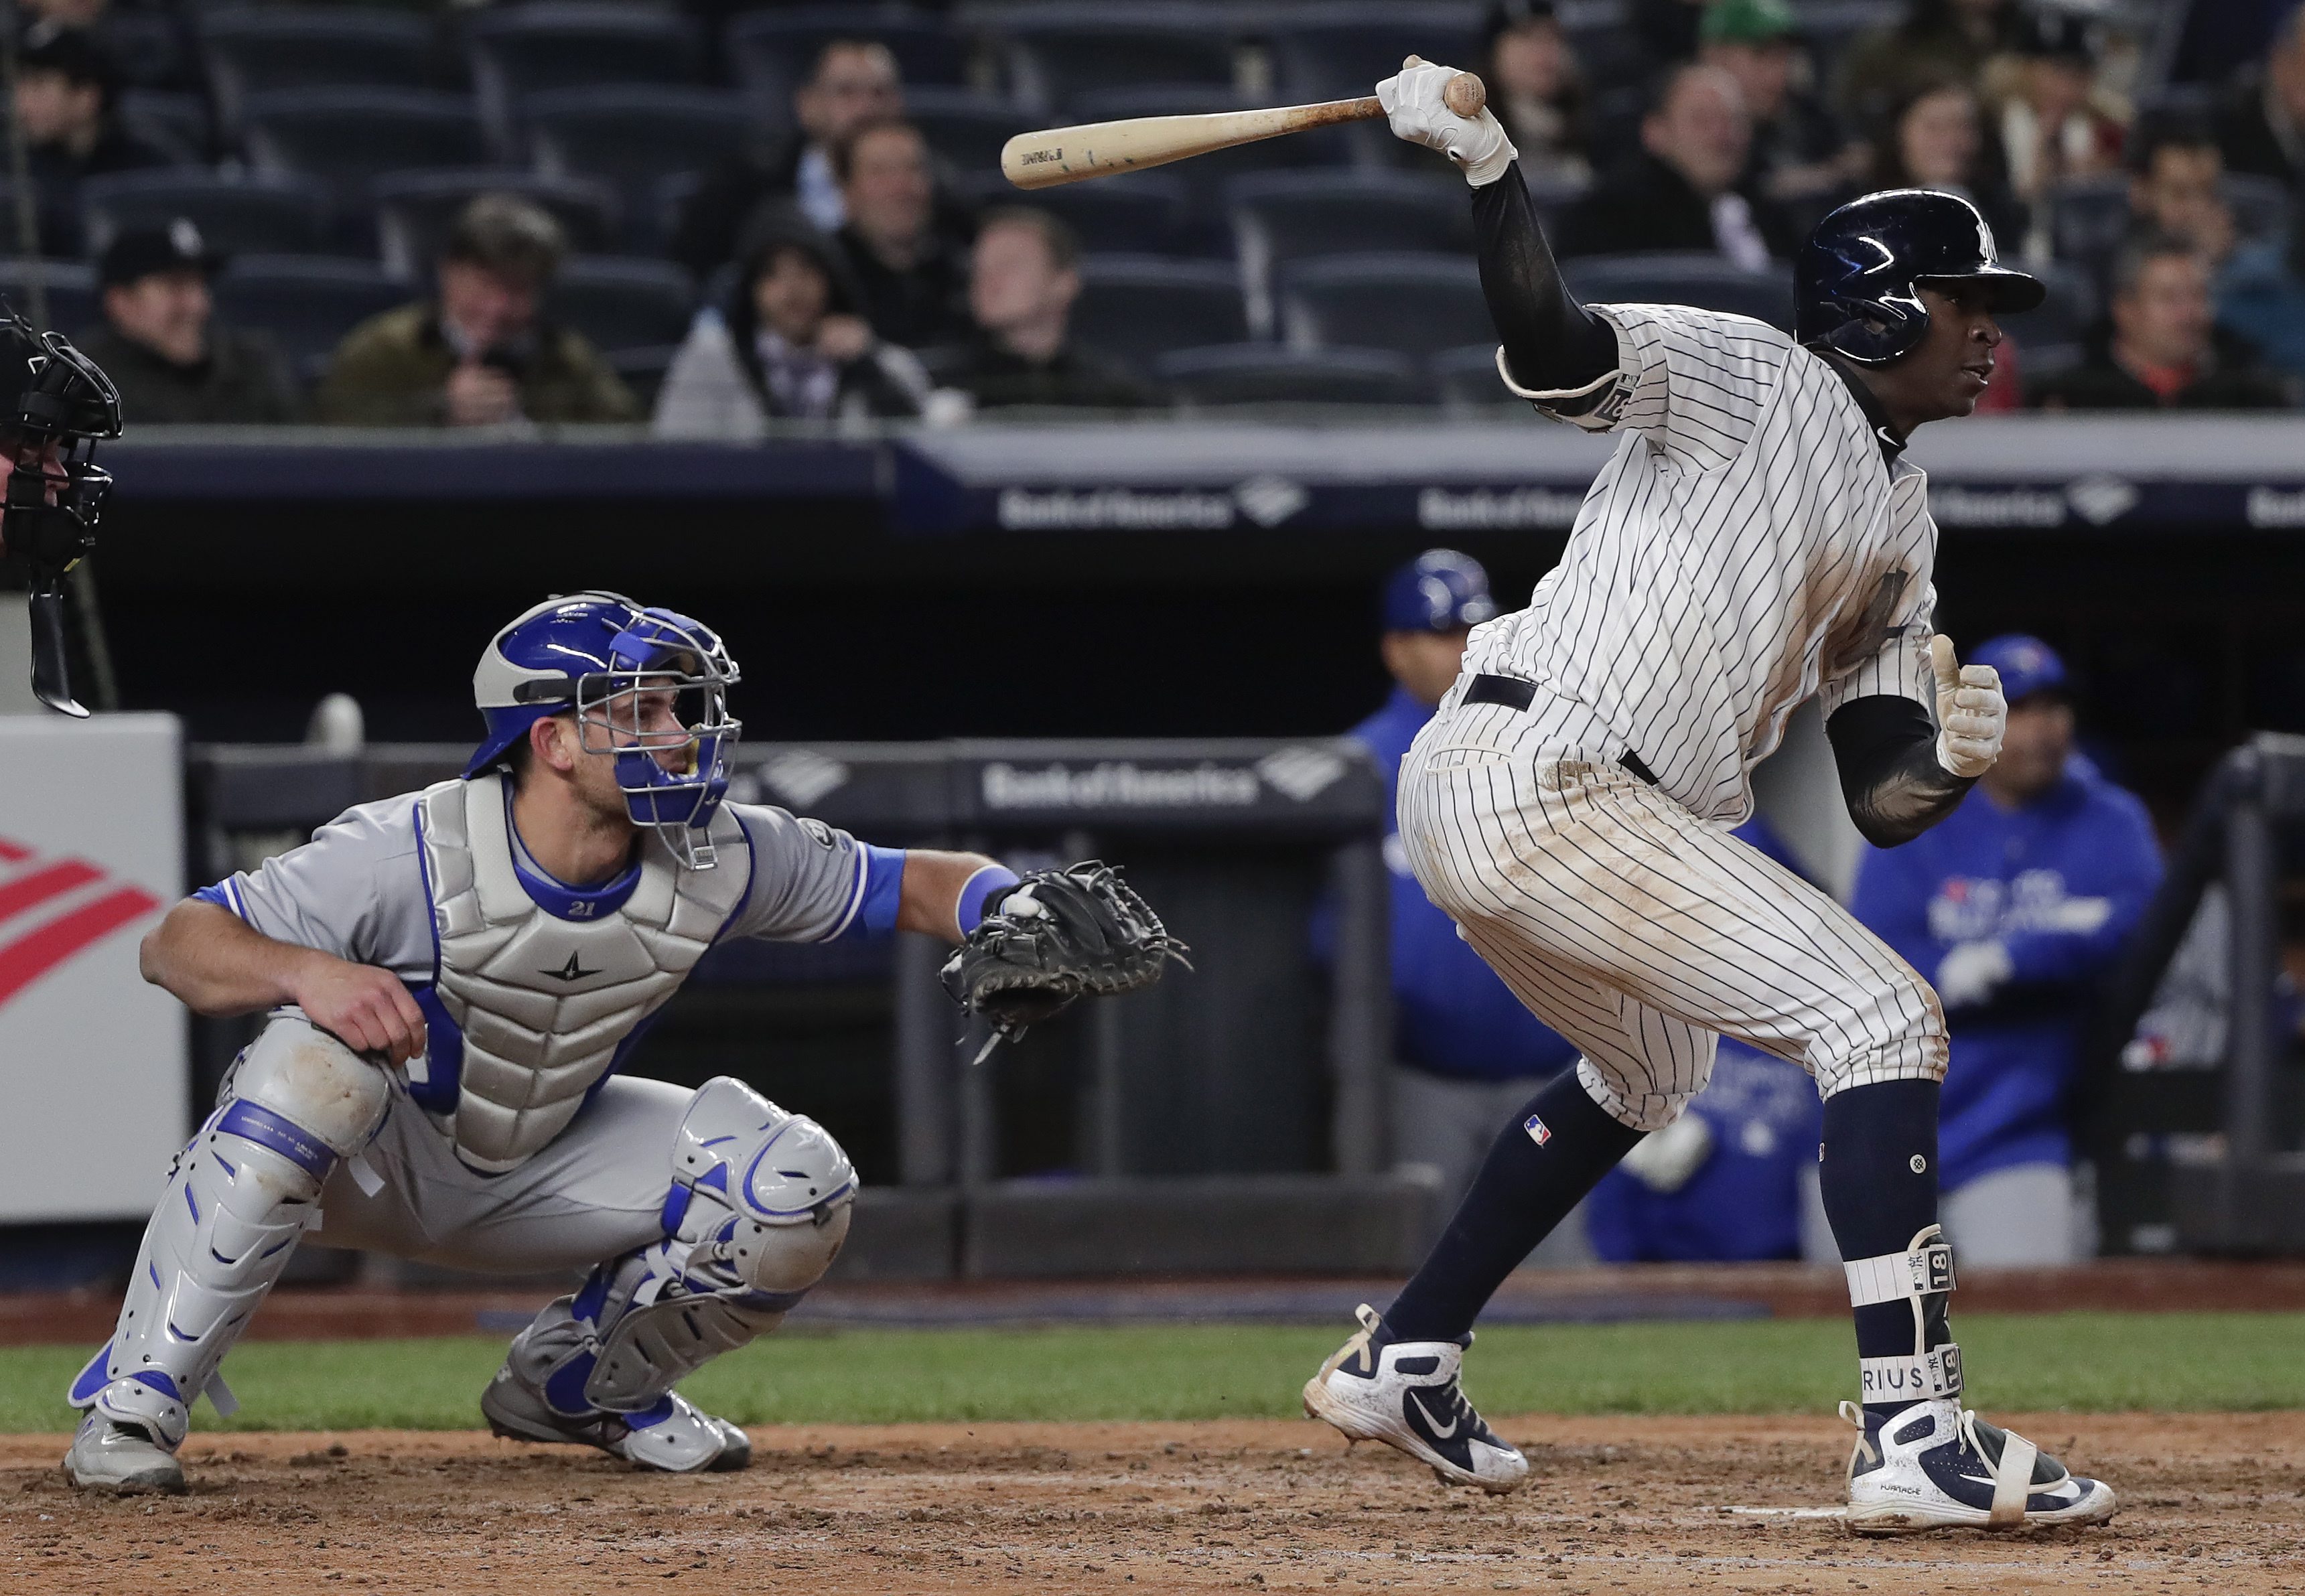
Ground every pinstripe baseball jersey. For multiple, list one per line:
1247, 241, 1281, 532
1476, 301, 1938, 825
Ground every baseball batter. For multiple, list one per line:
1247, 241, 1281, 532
64, 593, 1051, 1492
1304, 60, 2116, 1534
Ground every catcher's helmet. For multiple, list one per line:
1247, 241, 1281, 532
1796, 189, 2044, 366
468, 591, 742, 867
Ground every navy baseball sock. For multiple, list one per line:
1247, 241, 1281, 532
1819, 1079, 1952, 1421
1384, 1072, 1645, 1343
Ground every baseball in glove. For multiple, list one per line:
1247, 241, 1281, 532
940, 862, 1189, 1060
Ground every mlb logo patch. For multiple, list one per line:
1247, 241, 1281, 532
1523, 1114, 1551, 1147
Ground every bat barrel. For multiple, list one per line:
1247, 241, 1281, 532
1001, 98, 1383, 190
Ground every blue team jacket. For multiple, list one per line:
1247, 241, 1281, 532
1344, 685, 1584, 1082
1849, 759, 2162, 1193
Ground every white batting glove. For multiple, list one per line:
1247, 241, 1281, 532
1935, 940, 2013, 1009
1619, 1111, 1714, 1195
1376, 58, 1516, 187
1929, 634, 2005, 779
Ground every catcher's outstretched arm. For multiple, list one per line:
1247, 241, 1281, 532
896, 849, 1018, 942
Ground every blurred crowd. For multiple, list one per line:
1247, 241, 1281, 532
4, 0, 2299, 426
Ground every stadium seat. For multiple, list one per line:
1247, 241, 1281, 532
996, 3, 1243, 115
1155, 344, 1427, 407
104, 7, 192, 94
1267, 1, 1484, 102
242, 90, 488, 206
1432, 342, 1517, 411
906, 89, 1038, 183
546, 257, 697, 356
212, 255, 407, 372
1277, 253, 1490, 356
1783, 1, 1901, 87
2225, 173, 2293, 252
1523, 168, 1594, 230
81, 171, 334, 259
199, 9, 443, 141
2048, 174, 2128, 277
726, 3, 969, 117
1228, 171, 1466, 333
372, 169, 621, 279
1560, 252, 1797, 332
1072, 257, 1248, 372
525, 88, 754, 224
1068, 86, 1355, 223
605, 344, 679, 412
469, 3, 704, 157
1996, 257, 2096, 381
118, 90, 212, 165
959, 170, 1191, 256
0, 261, 98, 343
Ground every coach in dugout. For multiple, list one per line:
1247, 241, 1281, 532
1331, 551, 1582, 1222
1848, 636, 2161, 1264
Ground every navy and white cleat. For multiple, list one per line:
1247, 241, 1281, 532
62, 1412, 184, 1495
1843, 1398, 2116, 1534
1302, 1303, 1529, 1493
482, 1368, 750, 1474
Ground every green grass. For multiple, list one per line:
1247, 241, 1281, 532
8, 1312, 2301, 1434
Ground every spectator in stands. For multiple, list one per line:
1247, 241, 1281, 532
1837, 0, 2022, 138
75, 219, 299, 426
2032, 234, 2290, 412
1994, 9, 2123, 260
2214, 7, 2305, 186
12, 21, 171, 255
671, 38, 905, 280
2126, 123, 2235, 272
2219, 214, 2305, 388
832, 119, 971, 352
1482, 3, 1590, 185
654, 209, 930, 438
1555, 63, 1796, 265
1697, 0, 1862, 213
1326, 551, 1583, 1234
319, 194, 636, 429
1870, 78, 2027, 254
922, 209, 1147, 412
1849, 636, 2161, 1265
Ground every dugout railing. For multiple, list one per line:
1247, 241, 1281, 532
2085, 733, 2305, 1255
185, 737, 1441, 1280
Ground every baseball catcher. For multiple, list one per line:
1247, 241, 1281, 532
940, 862, 1187, 1058
65, 591, 1174, 1493
0, 304, 120, 716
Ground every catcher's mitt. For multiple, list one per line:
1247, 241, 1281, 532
940, 862, 1188, 1058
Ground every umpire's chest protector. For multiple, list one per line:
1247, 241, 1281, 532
411, 774, 751, 1172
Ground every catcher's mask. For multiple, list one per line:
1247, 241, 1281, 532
469, 591, 743, 869
0, 306, 122, 717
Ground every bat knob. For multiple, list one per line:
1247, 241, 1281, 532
1443, 72, 1486, 119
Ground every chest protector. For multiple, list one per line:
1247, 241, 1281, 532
415, 774, 752, 1171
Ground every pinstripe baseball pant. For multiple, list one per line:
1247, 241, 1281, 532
1399, 694, 1947, 1132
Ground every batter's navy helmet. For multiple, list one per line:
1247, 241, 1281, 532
1796, 189, 2044, 366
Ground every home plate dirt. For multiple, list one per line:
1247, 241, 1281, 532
5, 1413, 2300, 1595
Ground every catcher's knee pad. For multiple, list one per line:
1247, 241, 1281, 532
1845, 1224, 1961, 1406
68, 1017, 391, 1447
518, 1078, 856, 1414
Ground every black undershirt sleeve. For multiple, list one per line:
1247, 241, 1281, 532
1825, 695, 1977, 849
1470, 163, 1620, 403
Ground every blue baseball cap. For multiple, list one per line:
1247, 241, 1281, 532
1381, 549, 1497, 634
1969, 634, 2067, 703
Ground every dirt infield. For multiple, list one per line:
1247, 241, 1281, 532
6, 1412, 2298, 1595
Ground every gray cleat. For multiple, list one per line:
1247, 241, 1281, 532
482, 1366, 750, 1473
63, 1413, 185, 1494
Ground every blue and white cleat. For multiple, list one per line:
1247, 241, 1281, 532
1843, 1399, 2116, 1534
1302, 1303, 1528, 1493
482, 1365, 750, 1474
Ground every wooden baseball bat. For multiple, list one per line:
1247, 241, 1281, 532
1001, 66, 1486, 190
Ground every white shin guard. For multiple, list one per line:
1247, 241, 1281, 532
68, 1017, 391, 1448
506, 1076, 855, 1418
1845, 1224, 1961, 1406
